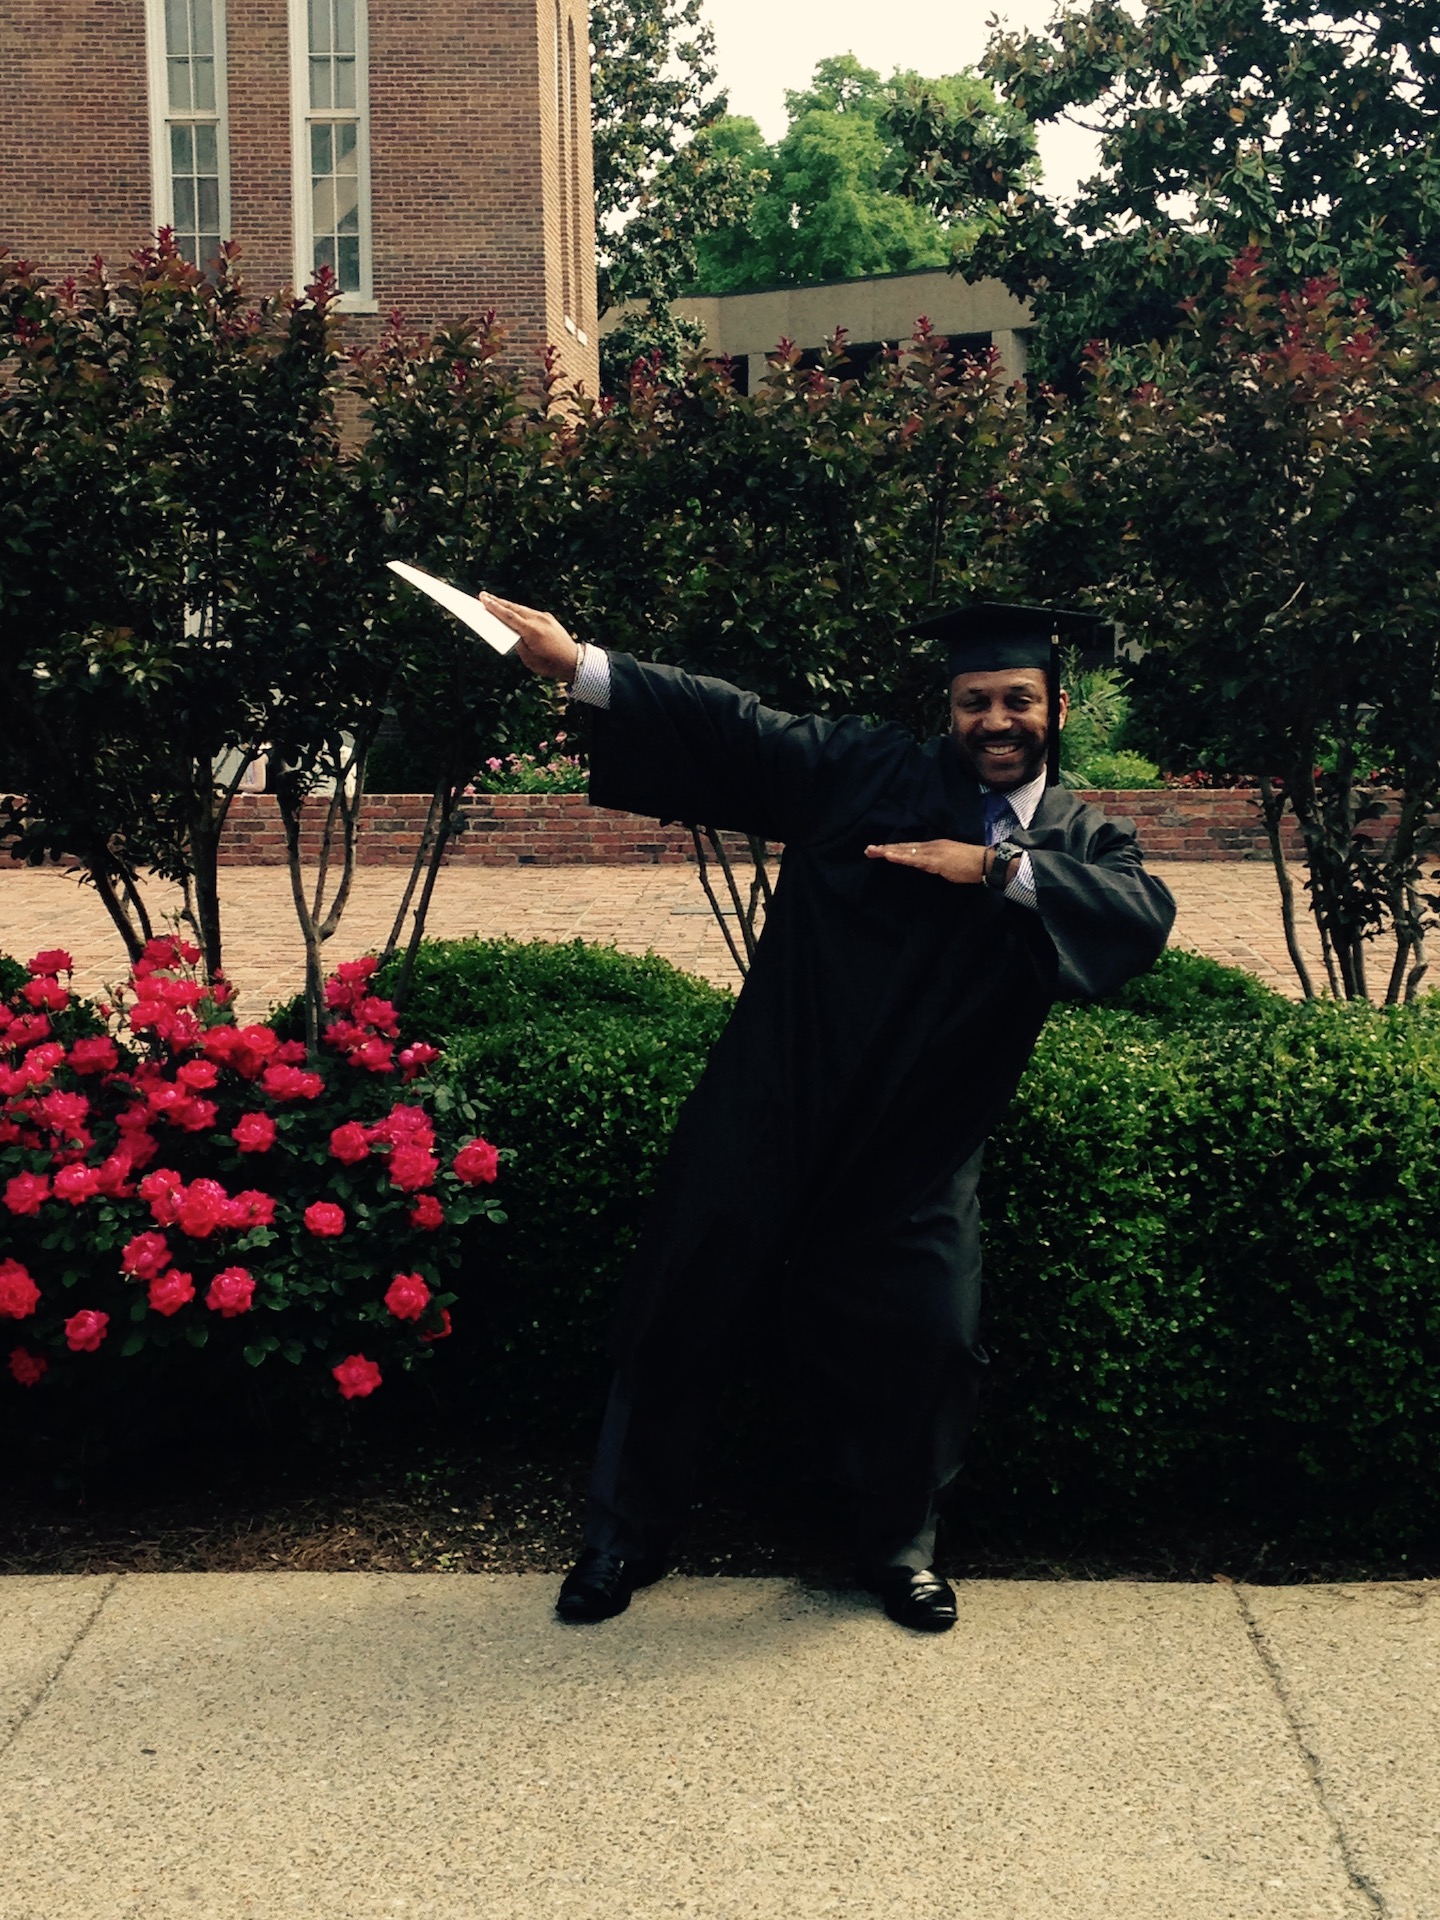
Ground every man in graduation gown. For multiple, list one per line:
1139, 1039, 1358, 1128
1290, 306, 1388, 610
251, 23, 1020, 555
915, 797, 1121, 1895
480, 590, 1176, 1632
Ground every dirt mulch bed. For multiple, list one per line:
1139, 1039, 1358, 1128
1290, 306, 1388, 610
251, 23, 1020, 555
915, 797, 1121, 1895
3, 1443, 1433, 1587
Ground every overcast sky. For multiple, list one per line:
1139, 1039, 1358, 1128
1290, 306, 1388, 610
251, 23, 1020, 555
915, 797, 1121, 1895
699, 0, 1103, 203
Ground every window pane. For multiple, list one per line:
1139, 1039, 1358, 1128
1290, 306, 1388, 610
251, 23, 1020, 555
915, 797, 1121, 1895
334, 57, 356, 110
170, 122, 195, 172
190, 0, 214, 57
312, 175, 336, 236
173, 177, 197, 231
313, 234, 337, 275
308, 0, 330, 53
194, 121, 218, 172
199, 232, 221, 269
337, 236, 360, 292
167, 55, 193, 111
334, 0, 356, 54
165, 0, 189, 52
192, 56, 216, 113
335, 120, 357, 167
197, 176, 220, 228
335, 175, 359, 232
310, 122, 333, 174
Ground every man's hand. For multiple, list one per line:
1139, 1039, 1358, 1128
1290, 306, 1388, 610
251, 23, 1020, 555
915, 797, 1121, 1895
864, 839, 989, 885
479, 592, 581, 681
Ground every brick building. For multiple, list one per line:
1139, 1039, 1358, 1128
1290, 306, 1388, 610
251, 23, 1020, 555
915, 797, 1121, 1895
0, 0, 598, 387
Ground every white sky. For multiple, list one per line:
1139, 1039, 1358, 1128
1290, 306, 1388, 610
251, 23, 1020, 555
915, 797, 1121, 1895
699, 0, 1103, 203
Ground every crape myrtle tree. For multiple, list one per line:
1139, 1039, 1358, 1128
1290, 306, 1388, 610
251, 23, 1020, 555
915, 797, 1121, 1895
541, 326, 1043, 969
891, 0, 1440, 386
0, 240, 358, 985
1057, 251, 1440, 1001
0, 240, 426, 1048
350, 313, 572, 999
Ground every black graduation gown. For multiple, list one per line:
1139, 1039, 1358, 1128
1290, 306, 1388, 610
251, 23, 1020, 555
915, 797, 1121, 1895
584, 656, 1175, 1555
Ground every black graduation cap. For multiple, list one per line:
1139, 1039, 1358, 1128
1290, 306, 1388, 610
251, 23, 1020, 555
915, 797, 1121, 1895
911, 601, 1113, 786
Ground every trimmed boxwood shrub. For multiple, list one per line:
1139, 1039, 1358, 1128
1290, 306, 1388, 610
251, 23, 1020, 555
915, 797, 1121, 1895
392, 938, 1440, 1551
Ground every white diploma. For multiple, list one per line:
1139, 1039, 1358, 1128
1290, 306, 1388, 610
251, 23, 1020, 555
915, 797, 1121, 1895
386, 561, 521, 654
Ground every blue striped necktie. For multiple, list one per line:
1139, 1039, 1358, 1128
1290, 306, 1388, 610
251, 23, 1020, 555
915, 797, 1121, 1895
983, 792, 1018, 845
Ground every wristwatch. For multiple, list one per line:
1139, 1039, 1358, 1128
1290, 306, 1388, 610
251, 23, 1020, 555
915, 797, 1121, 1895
986, 839, 1023, 892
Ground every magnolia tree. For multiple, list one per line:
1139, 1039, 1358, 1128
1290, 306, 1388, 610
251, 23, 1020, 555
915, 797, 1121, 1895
1059, 252, 1440, 1001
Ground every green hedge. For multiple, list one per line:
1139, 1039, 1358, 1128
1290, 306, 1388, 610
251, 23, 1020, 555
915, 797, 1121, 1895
390, 939, 1440, 1550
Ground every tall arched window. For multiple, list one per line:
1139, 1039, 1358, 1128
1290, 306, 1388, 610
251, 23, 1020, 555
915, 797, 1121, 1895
567, 14, 585, 336
555, 1, 573, 326
145, 0, 231, 271
290, 0, 374, 305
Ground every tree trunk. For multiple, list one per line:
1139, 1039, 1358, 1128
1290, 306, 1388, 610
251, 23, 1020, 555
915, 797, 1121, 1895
1257, 782, 1315, 1000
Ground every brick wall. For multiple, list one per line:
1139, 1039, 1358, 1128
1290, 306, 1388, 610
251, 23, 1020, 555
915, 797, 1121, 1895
0, 0, 598, 392
213, 789, 1320, 866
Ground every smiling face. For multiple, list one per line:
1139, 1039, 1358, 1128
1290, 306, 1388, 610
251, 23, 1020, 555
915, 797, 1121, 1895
947, 668, 1069, 792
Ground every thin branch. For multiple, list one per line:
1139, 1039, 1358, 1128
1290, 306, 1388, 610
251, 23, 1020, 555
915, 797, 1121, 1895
690, 825, 748, 978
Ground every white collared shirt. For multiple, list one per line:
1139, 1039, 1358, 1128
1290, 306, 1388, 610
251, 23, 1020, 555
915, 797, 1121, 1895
567, 646, 1041, 908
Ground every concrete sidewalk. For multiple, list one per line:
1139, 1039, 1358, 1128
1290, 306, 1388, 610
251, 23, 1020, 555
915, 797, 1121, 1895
1, 1575, 1434, 1918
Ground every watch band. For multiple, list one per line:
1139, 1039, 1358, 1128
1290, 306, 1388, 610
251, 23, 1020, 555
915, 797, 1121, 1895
986, 839, 1022, 891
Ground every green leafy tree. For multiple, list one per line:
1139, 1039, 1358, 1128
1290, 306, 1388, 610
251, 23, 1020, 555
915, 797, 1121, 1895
591, 0, 759, 383
691, 56, 1032, 294
1059, 251, 1440, 1001
926, 0, 1440, 381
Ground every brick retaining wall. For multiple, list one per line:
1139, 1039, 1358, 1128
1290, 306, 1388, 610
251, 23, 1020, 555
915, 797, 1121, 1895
213, 789, 1314, 866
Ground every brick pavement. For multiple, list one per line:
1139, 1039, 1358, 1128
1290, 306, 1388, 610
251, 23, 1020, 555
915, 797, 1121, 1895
0, 860, 1326, 1012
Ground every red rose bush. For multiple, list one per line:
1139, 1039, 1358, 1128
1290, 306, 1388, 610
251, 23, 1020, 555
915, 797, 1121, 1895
0, 942, 501, 1398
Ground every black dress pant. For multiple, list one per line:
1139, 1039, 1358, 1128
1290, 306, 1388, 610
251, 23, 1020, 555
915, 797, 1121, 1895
583, 1146, 989, 1570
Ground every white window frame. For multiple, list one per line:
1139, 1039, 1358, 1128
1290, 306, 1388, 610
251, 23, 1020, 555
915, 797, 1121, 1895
288, 0, 376, 312
144, 0, 232, 271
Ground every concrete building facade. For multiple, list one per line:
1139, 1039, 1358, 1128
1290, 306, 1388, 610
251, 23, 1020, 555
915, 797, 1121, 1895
0, 0, 598, 387
605, 268, 1032, 391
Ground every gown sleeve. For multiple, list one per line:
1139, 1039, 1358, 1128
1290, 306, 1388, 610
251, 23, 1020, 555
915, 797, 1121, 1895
1019, 810, 1178, 1001
585, 653, 894, 846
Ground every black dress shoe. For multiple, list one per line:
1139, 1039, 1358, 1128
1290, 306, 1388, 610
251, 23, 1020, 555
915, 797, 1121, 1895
555, 1547, 669, 1624
860, 1565, 958, 1633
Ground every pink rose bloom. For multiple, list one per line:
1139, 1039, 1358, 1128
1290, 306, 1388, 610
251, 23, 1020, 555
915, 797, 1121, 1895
274, 1040, 308, 1065
453, 1138, 500, 1185
420, 1308, 453, 1344
122, 1231, 172, 1280
383, 1271, 431, 1321
52, 1163, 102, 1205
176, 1058, 219, 1090
332, 1353, 382, 1399
147, 1268, 195, 1316
351, 1037, 395, 1074
328, 1121, 370, 1164
409, 1194, 444, 1231
370, 1104, 434, 1149
398, 1043, 440, 1081
260, 1063, 324, 1102
387, 1144, 438, 1191
92, 1153, 135, 1198
173, 1097, 218, 1133
0, 1259, 41, 1319
139, 1167, 185, 1226
4, 1171, 50, 1216
229, 1189, 277, 1228
177, 1178, 231, 1238
27, 948, 74, 976
336, 956, 379, 984
232, 1112, 277, 1153
64, 1309, 109, 1352
35, 1088, 90, 1134
304, 1201, 346, 1237
68, 1036, 119, 1075
205, 1267, 255, 1317
22, 977, 69, 1012
8, 1346, 48, 1386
